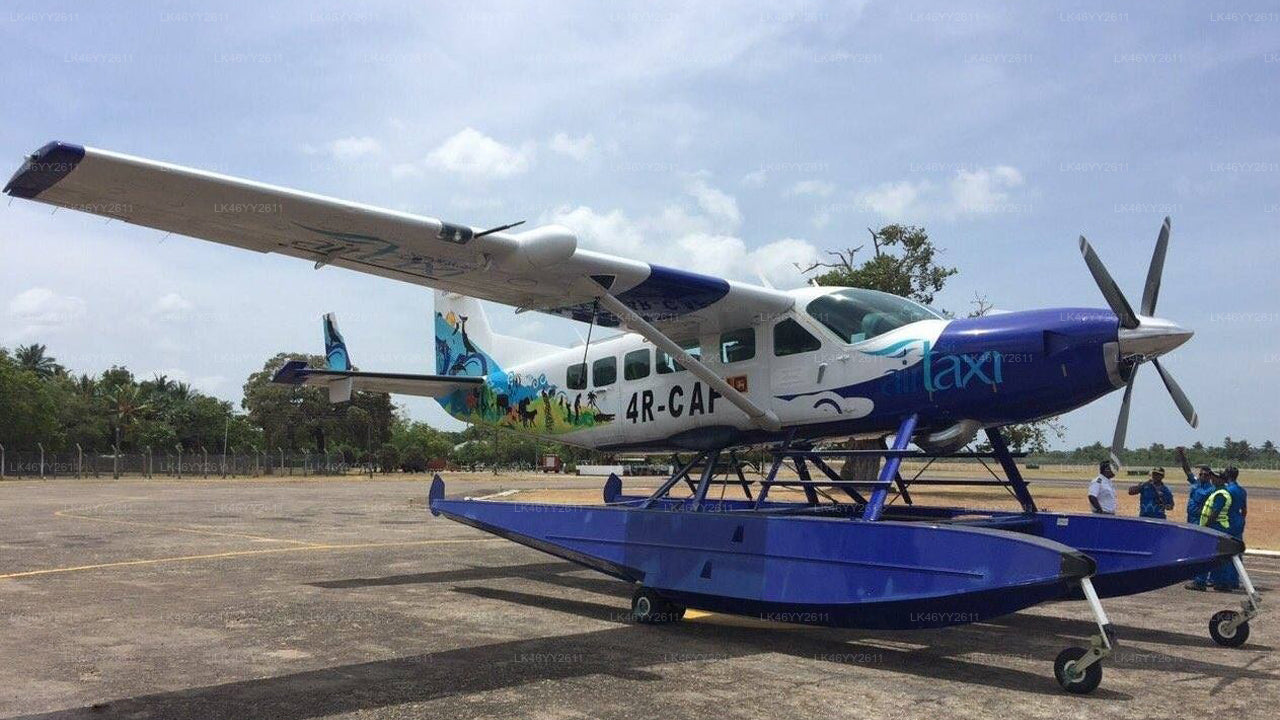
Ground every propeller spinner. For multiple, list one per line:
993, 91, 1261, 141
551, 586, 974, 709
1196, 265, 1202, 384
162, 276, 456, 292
1078, 217, 1198, 470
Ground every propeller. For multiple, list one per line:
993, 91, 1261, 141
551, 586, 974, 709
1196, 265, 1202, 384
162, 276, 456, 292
1078, 217, 1197, 468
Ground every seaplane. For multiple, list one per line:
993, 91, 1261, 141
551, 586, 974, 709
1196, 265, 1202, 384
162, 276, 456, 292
5, 141, 1261, 694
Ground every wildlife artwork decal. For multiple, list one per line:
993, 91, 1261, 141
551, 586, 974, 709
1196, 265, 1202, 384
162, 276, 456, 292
433, 311, 613, 435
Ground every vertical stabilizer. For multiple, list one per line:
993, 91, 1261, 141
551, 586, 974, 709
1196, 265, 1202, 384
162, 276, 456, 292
433, 291, 563, 376
323, 313, 351, 371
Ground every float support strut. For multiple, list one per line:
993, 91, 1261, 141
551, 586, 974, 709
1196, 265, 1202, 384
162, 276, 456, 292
985, 426, 1037, 513
863, 414, 918, 521
642, 451, 706, 508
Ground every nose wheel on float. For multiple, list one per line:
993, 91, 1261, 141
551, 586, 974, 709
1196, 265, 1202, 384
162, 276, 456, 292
1209, 555, 1261, 648
1054, 577, 1115, 694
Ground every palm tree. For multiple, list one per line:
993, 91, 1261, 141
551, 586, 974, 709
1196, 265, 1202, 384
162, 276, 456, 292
105, 384, 152, 450
74, 373, 97, 396
14, 343, 64, 378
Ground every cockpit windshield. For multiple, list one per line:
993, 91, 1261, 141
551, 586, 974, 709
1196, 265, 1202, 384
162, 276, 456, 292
805, 288, 943, 344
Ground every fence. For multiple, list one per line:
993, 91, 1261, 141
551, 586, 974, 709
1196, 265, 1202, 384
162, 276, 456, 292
0, 446, 369, 479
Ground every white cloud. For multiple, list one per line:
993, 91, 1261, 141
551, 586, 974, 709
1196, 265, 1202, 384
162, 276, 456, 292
426, 127, 534, 179
543, 205, 646, 257
857, 180, 930, 218
741, 169, 768, 187
786, 179, 836, 198
853, 166, 1026, 220
543, 186, 819, 289
673, 233, 750, 279
949, 165, 1024, 214
747, 238, 823, 288
150, 292, 193, 321
5, 287, 87, 339
686, 178, 741, 229
548, 132, 596, 162
156, 367, 225, 395
326, 136, 382, 161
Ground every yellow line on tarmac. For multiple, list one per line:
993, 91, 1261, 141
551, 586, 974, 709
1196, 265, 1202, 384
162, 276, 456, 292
53, 498, 320, 546
0, 537, 505, 580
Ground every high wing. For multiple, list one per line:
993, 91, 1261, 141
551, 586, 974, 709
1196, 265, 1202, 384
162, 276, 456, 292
272, 360, 482, 403
4, 142, 794, 337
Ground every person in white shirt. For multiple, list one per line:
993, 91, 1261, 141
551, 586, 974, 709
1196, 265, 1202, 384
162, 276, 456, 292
1088, 460, 1117, 514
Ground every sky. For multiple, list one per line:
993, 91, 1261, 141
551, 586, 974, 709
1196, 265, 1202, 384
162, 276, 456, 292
1, 1, 1278, 450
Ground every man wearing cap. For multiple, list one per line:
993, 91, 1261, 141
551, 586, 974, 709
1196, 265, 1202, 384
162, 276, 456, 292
1088, 460, 1117, 515
1176, 446, 1214, 525
1187, 470, 1233, 591
1128, 467, 1174, 519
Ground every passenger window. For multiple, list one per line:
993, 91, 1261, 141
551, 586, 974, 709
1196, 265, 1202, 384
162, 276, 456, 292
624, 349, 650, 381
720, 328, 755, 363
592, 356, 617, 386
656, 338, 700, 374
566, 362, 587, 390
774, 318, 822, 357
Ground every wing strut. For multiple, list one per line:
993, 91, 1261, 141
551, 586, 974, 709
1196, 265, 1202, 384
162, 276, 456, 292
590, 284, 782, 432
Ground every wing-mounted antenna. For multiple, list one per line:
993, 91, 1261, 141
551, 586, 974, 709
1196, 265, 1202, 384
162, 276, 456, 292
474, 220, 525, 239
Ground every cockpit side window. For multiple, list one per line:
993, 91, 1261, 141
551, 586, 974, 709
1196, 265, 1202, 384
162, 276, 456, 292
806, 288, 941, 344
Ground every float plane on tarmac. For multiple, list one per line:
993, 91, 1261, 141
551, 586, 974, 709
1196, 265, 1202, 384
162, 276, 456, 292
5, 141, 1260, 693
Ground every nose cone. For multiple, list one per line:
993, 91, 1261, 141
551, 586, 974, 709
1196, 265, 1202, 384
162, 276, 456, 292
1118, 315, 1193, 358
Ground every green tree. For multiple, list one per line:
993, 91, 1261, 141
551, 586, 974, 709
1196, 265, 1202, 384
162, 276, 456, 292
104, 383, 152, 450
800, 225, 957, 305
399, 445, 428, 473
242, 353, 395, 453
0, 349, 62, 449
377, 443, 402, 473
13, 343, 64, 379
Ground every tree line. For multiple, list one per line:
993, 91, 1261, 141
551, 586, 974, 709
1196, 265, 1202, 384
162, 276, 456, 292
1027, 439, 1280, 470
0, 344, 604, 471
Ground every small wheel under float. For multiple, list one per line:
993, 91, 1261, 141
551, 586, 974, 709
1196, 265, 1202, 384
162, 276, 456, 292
1054, 647, 1103, 694
631, 587, 685, 624
1209, 610, 1250, 648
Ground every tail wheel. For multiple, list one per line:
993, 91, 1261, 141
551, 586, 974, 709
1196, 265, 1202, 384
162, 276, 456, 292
1209, 610, 1250, 647
631, 587, 684, 624
1054, 647, 1103, 694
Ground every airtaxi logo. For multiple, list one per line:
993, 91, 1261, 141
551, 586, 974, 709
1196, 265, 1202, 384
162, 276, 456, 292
872, 339, 1004, 395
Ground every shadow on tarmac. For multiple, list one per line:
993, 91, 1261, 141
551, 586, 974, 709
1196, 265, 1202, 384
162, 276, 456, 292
23, 561, 1279, 719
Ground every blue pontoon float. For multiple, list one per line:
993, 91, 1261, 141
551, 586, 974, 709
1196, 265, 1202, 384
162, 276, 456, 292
429, 424, 1258, 695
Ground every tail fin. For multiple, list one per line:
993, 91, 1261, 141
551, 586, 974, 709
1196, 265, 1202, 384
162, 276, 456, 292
323, 313, 351, 370
433, 290, 562, 376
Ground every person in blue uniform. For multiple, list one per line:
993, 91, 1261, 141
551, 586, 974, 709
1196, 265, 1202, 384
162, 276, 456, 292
1187, 471, 1232, 591
1127, 467, 1174, 519
1176, 446, 1214, 524
1212, 466, 1248, 592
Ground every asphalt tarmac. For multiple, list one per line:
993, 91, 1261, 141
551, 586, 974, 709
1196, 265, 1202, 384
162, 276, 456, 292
1, 476, 1274, 719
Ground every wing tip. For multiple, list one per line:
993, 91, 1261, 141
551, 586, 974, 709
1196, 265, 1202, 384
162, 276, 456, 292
4, 141, 85, 198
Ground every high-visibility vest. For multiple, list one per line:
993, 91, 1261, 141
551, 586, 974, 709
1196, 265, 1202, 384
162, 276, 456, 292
1199, 488, 1232, 530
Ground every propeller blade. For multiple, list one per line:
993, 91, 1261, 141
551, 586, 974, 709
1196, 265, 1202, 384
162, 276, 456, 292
1141, 216, 1170, 316
1079, 236, 1140, 329
1110, 373, 1135, 469
1153, 358, 1199, 428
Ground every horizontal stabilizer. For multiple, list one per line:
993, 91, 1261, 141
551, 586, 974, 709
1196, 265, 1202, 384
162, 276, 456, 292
272, 360, 482, 401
